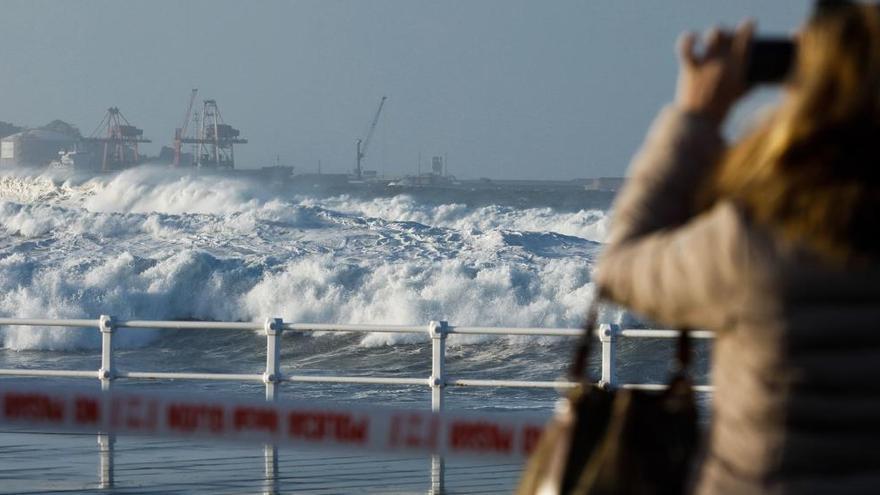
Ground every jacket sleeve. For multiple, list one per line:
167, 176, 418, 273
595, 105, 742, 330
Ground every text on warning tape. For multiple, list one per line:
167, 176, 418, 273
0, 385, 548, 460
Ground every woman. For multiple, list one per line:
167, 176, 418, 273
596, 3, 880, 494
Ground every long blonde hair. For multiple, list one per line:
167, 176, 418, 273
709, 3, 880, 261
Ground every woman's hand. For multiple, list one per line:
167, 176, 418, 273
675, 20, 754, 127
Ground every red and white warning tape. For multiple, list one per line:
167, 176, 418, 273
0, 385, 548, 460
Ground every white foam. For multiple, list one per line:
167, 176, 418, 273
301, 194, 609, 242
0, 167, 606, 350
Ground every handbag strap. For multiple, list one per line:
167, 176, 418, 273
569, 299, 692, 385
675, 326, 692, 374
569, 300, 599, 382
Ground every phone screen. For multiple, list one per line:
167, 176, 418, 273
747, 39, 797, 85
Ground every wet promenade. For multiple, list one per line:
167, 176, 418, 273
0, 428, 522, 494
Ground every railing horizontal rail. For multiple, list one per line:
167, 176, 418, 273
449, 379, 577, 389
620, 329, 714, 339
448, 326, 583, 337
0, 318, 98, 327
116, 371, 264, 381
0, 369, 97, 378
0, 318, 718, 340
283, 376, 429, 386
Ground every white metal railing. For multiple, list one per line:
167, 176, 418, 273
0, 316, 714, 494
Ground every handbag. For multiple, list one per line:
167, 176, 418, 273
516, 302, 699, 495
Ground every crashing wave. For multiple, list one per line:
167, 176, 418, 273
0, 166, 610, 350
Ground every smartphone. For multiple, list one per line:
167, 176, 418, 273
746, 38, 797, 85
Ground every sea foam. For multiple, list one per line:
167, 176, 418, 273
0, 167, 608, 350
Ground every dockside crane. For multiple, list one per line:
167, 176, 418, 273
173, 93, 247, 169
84, 107, 151, 172
173, 89, 198, 167
194, 99, 248, 168
354, 96, 387, 180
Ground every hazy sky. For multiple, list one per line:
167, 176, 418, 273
0, 1, 810, 179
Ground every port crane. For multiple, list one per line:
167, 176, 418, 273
84, 107, 151, 172
354, 96, 387, 180
172, 89, 198, 167
172, 91, 247, 169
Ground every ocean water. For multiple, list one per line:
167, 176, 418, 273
0, 166, 706, 413
0, 166, 716, 493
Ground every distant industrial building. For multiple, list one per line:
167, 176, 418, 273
0, 122, 22, 139
0, 129, 78, 168
0, 108, 150, 172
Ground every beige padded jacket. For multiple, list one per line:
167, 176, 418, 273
595, 106, 880, 495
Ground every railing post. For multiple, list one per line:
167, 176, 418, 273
429, 320, 447, 412
97, 315, 115, 489
428, 320, 448, 495
263, 317, 283, 402
98, 435, 114, 489
263, 317, 282, 494
598, 323, 619, 389
98, 315, 115, 391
